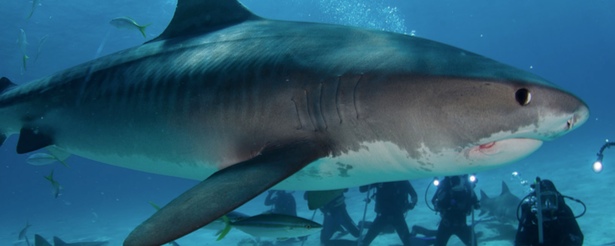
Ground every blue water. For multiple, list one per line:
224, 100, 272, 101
1, 0, 614, 245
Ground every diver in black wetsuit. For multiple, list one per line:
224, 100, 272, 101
515, 179, 583, 246
360, 180, 418, 246
431, 175, 479, 246
264, 190, 297, 216
305, 189, 361, 244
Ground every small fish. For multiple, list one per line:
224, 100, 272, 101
110, 17, 150, 38
18, 29, 29, 71
218, 213, 322, 240
18, 221, 31, 240
44, 170, 62, 199
149, 201, 248, 233
27, 152, 70, 167
26, 0, 41, 20
27, 153, 59, 166
34, 34, 49, 63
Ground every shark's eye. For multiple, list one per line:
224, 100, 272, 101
515, 88, 531, 106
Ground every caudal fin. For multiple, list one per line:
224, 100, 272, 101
46, 146, 72, 168
0, 77, 17, 146
22, 55, 29, 71
138, 24, 150, 38
216, 215, 232, 241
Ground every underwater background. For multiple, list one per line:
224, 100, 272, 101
0, 0, 613, 245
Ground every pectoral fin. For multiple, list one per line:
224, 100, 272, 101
17, 127, 54, 154
124, 140, 329, 246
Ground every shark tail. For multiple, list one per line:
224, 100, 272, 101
0, 77, 18, 147
216, 215, 232, 241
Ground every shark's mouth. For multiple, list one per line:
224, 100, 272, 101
477, 141, 497, 153
466, 138, 543, 164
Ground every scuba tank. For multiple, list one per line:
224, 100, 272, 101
535, 177, 544, 244
516, 177, 587, 244
426, 174, 477, 213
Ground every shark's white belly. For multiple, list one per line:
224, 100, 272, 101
276, 139, 542, 190
66, 139, 542, 191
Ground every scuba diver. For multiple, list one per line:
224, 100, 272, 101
431, 174, 479, 246
515, 178, 584, 246
360, 180, 418, 246
304, 189, 361, 245
264, 190, 297, 216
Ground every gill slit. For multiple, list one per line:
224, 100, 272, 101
353, 74, 363, 119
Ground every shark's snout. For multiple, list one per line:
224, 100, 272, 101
569, 104, 590, 131
550, 100, 589, 140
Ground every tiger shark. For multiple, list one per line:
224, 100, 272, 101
0, 0, 588, 245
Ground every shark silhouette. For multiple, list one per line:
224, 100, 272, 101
34, 234, 109, 246
479, 181, 522, 223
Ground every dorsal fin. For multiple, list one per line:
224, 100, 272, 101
53, 237, 68, 246
34, 234, 52, 246
500, 181, 511, 195
151, 0, 259, 42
